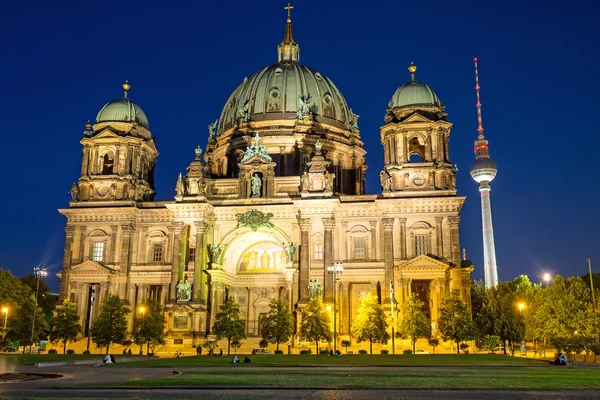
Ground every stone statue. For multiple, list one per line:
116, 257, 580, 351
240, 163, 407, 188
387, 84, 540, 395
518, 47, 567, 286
241, 133, 273, 162
324, 172, 334, 191
207, 119, 218, 140
349, 109, 359, 133
198, 179, 206, 196
297, 95, 313, 119
251, 173, 262, 197
315, 141, 323, 153
195, 145, 202, 159
70, 183, 79, 201
175, 173, 185, 197
301, 171, 310, 192
307, 279, 323, 299
209, 244, 223, 264
176, 279, 192, 302
236, 100, 250, 125
283, 243, 297, 262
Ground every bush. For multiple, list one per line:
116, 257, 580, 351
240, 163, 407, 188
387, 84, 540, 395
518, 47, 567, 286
274, 350, 284, 354
259, 339, 269, 349
48, 349, 58, 354
460, 343, 470, 354
380, 350, 389, 354
66, 349, 75, 354
403, 349, 413, 355
83, 350, 90, 354
358, 349, 368, 354
319, 349, 330, 354
588, 343, 600, 355
299, 349, 312, 355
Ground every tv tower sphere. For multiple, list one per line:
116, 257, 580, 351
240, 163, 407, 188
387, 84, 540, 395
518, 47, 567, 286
470, 157, 497, 183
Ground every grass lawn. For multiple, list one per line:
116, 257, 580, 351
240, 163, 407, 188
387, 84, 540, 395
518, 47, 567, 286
0, 354, 129, 366
107, 368, 600, 389
122, 354, 548, 368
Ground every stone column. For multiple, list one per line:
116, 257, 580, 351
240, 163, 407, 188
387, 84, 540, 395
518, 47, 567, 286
298, 218, 312, 302
399, 278, 411, 319
110, 225, 119, 264
340, 221, 348, 261
398, 218, 407, 259
193, 221, 208, 305
444, 133, 450, 162
323, 217, 335, 302
160, 284, 169, 306
339, 282, 349, 335
402, 133, 408, 162
59, 226, 76, 302
426, 129, 433, 161
138, 226, 149, 264
435, 217, 444, 257
120, 224, 134, 302
81, 147, 89, 176
369, 220, 378, 261
78, 226, 87, 264
448, 216, 461, 265
169, 222, 185, 301
382, 218, 394, 303
429, 279, 440, 324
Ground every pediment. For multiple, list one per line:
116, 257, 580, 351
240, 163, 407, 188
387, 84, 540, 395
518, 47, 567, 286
70, 260, 116, 275
403, 113, 433, 124
93, 129, 121, 139
397, 254, 451, 272
143, 138, 158, 153
239, 154, 274, 165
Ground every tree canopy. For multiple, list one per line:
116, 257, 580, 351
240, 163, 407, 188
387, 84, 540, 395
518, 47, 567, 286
299, 296, 331, 354
90, 295, 129, 354
212, 297, 247, 355
351, 292, 389, 354
132, 299, 166, 355
438, 290, 475, 354
260, 297, 294, 351
397, 293, 431, 353
50, 300, 81, 354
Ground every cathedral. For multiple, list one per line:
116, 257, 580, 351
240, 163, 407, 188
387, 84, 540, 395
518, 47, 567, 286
58, 9, 472, 349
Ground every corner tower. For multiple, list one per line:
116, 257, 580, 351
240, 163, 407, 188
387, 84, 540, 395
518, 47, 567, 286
70, 82, 158, 203
379, 63, 456, 195
469, 58, 499, 289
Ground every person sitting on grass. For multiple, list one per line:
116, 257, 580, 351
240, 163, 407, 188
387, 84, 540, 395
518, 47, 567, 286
232, 355, 239, 364
244, 356, 251, 363
551, 352, 568, 365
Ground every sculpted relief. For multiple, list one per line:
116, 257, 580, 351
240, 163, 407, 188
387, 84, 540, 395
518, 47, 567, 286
238, 242, 287, 272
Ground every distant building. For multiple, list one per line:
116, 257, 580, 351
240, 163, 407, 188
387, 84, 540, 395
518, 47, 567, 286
58, 8, 472, 347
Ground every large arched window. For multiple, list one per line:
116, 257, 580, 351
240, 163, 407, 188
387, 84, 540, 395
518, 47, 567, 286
102, 153, 114, 174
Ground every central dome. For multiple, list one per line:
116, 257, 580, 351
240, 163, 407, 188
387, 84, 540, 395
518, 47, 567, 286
218, 62, 352, 134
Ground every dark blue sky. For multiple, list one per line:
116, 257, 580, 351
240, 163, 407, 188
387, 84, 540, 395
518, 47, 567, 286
1, 0, 598, 291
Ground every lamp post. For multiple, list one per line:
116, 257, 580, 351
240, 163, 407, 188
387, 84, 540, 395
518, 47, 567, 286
586, 258, 597, 318
518, 303, 525, 314
327, 262, 343, 353
390, 281, 396, 355
2, 307, 8, 332
138, 306, 145, 355
30, 267, 47, 353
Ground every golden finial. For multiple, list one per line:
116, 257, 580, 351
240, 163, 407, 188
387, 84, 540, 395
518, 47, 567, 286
408, 62, 417, 81
122, 80, 130, 98
285, 2, 294, 23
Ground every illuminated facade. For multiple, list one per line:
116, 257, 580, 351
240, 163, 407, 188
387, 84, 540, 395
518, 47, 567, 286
58, 10, 472, 347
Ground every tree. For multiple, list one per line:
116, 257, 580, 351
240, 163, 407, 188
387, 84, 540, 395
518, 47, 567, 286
0, 268, 37, 348
438, 290, 475, 354
212, 297, 247, 355
351, 293, 390, 354
50, 300, 81, 354
231, 339, 242, 354
20, 274, 56, 325
397, 293, 431, 353
341, 339, 352, 354
482, 334, 500, 354
7, 295, 47, 352
260, 297, 294, 351
259, 338, 269, 350
428, 338, 439, 354
203, 339, 218, 352
132, 299, 166, 355
299, 297, 331, 354
90, 295, 129, 354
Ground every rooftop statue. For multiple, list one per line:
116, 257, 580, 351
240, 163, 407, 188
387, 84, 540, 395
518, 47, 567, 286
236, 100, 250, 125
176, 279, 192, 302
208, 119, 218, 140
349, 109, 360, 133
241, 133, 273, 162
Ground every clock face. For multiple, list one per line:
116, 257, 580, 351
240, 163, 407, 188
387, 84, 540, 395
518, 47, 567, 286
412, 174, 425, 187
97, 185, 108, 197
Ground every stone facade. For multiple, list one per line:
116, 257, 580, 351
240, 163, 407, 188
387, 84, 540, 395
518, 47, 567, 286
57, 17, 473, 348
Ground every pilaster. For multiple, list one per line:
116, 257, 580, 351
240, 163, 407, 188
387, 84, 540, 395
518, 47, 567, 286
323, 217, 335, 302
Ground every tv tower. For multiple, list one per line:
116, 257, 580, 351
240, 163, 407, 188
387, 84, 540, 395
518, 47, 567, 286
470, 58, 499, 289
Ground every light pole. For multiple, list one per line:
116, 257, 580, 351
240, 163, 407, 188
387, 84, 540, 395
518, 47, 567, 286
30, 267, 47, 353
2, 307, 8, 333
390, 281, 396, 355
138, 306, 145, 355
587, 258, 597, 318
327, 262, 343, 353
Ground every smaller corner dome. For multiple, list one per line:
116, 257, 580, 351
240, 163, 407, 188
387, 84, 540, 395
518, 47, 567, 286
388, 81, 441, 109
95, 98, 150, 130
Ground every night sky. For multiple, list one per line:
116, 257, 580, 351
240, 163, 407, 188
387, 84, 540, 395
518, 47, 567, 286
1, 0, 598, 292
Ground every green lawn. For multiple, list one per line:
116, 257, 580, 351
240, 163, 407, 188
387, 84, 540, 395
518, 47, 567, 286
107, 368, 600, 389
122, 354, 548, 368
0, 354, 128, 366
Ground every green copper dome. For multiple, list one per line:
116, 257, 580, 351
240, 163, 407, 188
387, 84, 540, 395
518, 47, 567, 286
389, 80, 441, 109
96, 98, 149, 129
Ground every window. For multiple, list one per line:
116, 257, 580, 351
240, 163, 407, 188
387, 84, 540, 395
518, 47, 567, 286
189, 247, 196, 262
102, 154, 114, 174
353, 237, 366, 259
314, 243, 323, 260
92, 242, 104, 262
415, 234, 428, 256
152, 243, 163, 262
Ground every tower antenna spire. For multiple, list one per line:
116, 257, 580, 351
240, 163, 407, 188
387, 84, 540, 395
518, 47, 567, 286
474, 58, 484, 140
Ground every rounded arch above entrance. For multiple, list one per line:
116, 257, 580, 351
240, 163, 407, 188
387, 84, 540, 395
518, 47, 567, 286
221, 226, 292, 275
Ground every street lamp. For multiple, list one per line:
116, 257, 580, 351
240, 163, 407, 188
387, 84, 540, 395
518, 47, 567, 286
2, 307, 8, 332
138, 306, 146, 355
327, 262, 343, 353
30, 267, 48, 353
518, 303, 525, 314
543, 273, 551, 286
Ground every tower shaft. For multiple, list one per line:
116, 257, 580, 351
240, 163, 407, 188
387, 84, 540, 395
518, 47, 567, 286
479, 182, 498, 288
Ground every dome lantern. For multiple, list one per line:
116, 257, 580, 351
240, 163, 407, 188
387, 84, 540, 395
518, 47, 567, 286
278, 3, 300, 63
